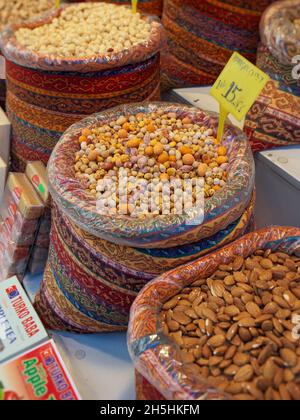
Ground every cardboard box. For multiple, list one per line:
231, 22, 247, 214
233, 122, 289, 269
0, 340, 81, 400
0, 157, 6, 202
6, 173, 44, 220
0, 277, 48, 364
0, 107, 10, 165
25, 162, 51, 275
0, 173, 44, 279
25, 162, 50, 206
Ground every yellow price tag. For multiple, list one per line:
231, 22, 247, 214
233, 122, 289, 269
56, 0, 60, 8
131, 0, 138, 13
211, 52, 269, 141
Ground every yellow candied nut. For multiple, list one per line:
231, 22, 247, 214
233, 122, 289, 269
154, 143, 164, 156
145, 146, 154, 156
127, 138, 141, 148
79, 135, 87, 143
160, 173, 169, 182
180, 146, 193, 155
217, 146, 227, 156
147, 123, 156, 133
88, 150, 98, 161
157, 152, 169, 164
118, 129, 128, 139
216, 156, 229, 165
182, 153, 195, 166
82, 128, 91, 137
197, 163, 208, 177
167, 168, 176, 177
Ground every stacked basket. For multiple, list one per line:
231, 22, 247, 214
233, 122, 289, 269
34, 102, 255, 333
244, 0, 300, 152
128, 226, 300, 400
161, 0, 277, 90
1, 3, 164, 171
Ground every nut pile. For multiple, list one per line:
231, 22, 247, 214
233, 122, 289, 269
74, 111, 229, 215
0, 0, 53, 30
15, 3, 152, 57
161, 250, 300, 400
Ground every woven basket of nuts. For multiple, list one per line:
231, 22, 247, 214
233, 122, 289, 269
244, 1, 300, 152
33, 195, 254, 332
47, 102, 255, 248
128, 226, 300, 400
1, 2, 164, 170
260, 0, 300, 66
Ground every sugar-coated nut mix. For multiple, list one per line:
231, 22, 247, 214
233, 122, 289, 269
0, 0, 53, 30
160, 250, 300, 400
15, 3, 152, 57
74, 110, 229, 215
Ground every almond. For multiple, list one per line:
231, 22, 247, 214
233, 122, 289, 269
260, 258, 273, 270
233, 353, 250, 367
246, 302, 261, 318
279, 384, 291, 401
207, 334, 226, 348
225, 305, 240, 317
263, 359, 276, 380
233, 256, 244, 271
226, 323, 238, 341
280, 348, 298, 367
286, 382, 300, 400
172, 311, 191, 325
234, 365, 254, 382
233, 271, 248, 283
163, 297, 180, 310
238, 317, 256, 328
202, 307, 218, 323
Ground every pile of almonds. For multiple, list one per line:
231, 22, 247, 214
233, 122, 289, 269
160, 249, 300, 400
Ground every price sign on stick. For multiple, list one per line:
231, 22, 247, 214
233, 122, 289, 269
132, 0, 138, 13
56, 0, 60, 9
211, 52, 269, 142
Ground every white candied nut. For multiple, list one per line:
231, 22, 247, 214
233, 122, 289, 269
15, 3, 152, 58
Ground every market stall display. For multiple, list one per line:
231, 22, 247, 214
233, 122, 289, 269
34, 102, 255, 333
244, 0, 300, 152
128, 227, 300, 401
161, 0, 277, 90
1, 2, 163, 171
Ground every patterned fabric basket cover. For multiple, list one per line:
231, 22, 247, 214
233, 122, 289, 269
67, 0, 163, 16
244, 1, 300, 152
48, 102, 255, 249
128, 226, 300, 400
1, 4, 164, 170
161, 0, 277, 90
34, 197, 254, 333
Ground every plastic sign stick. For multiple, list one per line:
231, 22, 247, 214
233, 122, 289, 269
211, 52, 269, 143
132, 0, 138, 13
217, 105, 229, 143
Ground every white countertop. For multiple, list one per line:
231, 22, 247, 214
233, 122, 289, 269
256, 146, 300, 191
